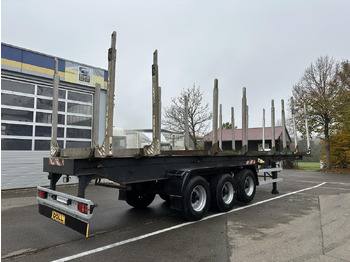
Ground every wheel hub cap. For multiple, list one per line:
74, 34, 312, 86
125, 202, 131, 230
222, 182, 234, 204
191, 185, 207, 212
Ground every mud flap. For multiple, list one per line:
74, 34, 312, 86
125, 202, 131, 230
39, 204, 90, 237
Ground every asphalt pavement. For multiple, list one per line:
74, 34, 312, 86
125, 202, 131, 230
2, 170, 350, 262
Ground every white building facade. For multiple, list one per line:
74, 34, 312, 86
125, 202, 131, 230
1, 43, 107, 189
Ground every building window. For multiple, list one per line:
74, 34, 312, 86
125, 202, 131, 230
66, 141, 91, 148
36, 98, 65, 112
67, 102, 92, 114
37, 85, 66, 99
1, 79, 35, 94
1, 108, 33, 122
1, 78, 93, 151
35, 126, 64, 137
36, 112, 65, 125
35, 140, 64, 150
1, 93, 34, 108
1, 138, 32, 150
68, 91, 92, 103
1, 123, 33, 136
66, 128, 91, 139
67, 115, 91, 126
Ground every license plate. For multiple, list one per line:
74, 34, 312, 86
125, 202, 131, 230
51, 210, 65, 225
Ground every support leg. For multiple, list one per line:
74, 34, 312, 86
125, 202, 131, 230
48, 173, 62, 191
78, 175, 94, 198
271, 161, 279, 194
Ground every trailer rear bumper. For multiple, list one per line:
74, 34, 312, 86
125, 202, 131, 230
37, 186, 96, 237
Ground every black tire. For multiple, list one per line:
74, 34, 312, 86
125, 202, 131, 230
126, 190, 155, 208
210, 174, 236, 212
181, 176, 210, 221
235, 169, 256, 203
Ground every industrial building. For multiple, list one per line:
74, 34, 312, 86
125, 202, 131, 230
1, 43, 107, 189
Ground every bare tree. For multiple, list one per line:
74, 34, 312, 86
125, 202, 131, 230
163, 84, 212, 149
291, 56, 344, 169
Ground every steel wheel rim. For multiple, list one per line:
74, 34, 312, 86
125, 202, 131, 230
244, 176, 254, 196
191, 185, 207, 212
222, 182, 234, 204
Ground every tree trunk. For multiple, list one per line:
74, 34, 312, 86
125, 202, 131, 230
190, 135, 198, 149
324, 118, 331, 169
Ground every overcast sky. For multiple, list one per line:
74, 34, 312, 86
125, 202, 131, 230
2, 0, 349, 131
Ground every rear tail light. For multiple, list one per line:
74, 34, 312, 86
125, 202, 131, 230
38, 190, 48, 199
78, 202, 89, 214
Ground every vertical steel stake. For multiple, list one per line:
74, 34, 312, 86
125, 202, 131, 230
271, 99, 276, 151
246, 104, 249, 151
212, 79, 219, 151
231, 107, 235, 151
92, 83, 101, 148
242, 87, 248, 153
271, 161, 279, 194
158, 86, 162, 143
242, 88, 247, 147
142, 50, 162, 156
144, 49, 161, 156
219, 104, 222, 150
291, 97, 298, 153
184, 95, 190, 150
50, 58, 60, 156
98, 31, 117, 157
281, 99, 287, 151
304, 104, 311, 154
262, 108, 265, 151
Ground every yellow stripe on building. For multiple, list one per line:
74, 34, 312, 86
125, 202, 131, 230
1, 58, 22, 69
21, 63, 65, 78
22, 63, 54, 75
65, 68, 78, 83
92, 75, 105, 88
2, 59, 107, 86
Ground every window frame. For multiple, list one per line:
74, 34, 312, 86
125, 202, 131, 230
1, 77, 94, 151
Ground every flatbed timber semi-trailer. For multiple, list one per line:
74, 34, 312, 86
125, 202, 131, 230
37, 32, 309, 237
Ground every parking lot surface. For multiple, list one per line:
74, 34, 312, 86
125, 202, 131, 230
2, 170, 350, 262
